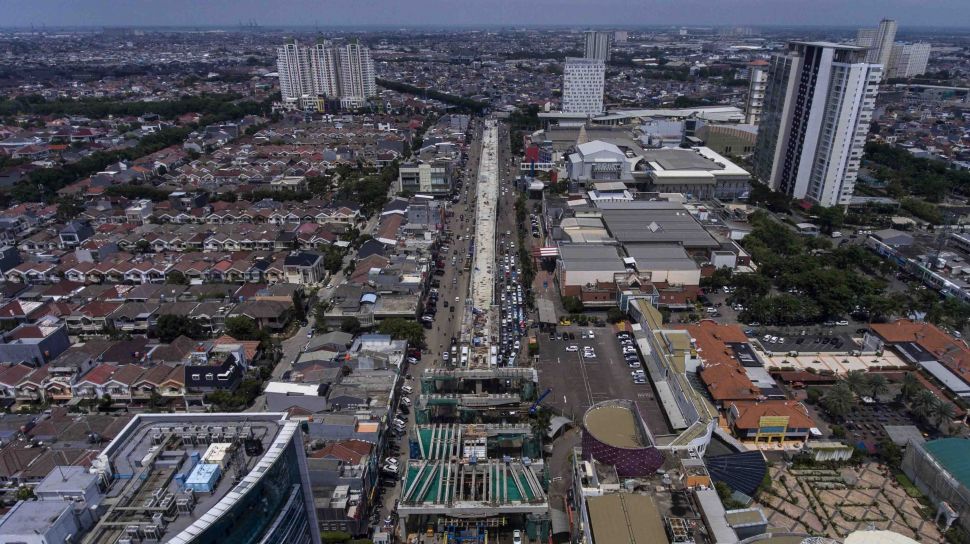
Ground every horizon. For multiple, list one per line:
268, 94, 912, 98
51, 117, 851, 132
5, 0, 970, 29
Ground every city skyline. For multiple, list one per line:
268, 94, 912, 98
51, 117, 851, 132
4, 0, 970, 28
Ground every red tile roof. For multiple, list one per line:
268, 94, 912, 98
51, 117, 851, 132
729, 400, 815, 430
308, 439, 373, 464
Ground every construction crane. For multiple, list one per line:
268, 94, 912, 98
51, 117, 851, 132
529, 388, 552, 414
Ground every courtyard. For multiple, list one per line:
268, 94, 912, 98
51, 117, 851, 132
757, 462, 942, 542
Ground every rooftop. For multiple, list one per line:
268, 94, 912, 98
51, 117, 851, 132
924, 438, 970, 489
84, 412, 290, 544
586, 493, 667, 544
584, 405, 645, 449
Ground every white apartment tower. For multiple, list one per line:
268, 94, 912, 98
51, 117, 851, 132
562, 58, 605, 115
337, 42, 378, 108
309, 42, 340, 97
857, 18, 897, 68
583, 31, 613, 62
752, 42, 881, 207
888, 42, 931, 79
275, 39, 376, 110
745, 59, 769, 124
277, 41, 311, 100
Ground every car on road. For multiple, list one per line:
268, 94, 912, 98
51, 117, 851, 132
836, 320, 849, 326
306, 330, 313, 338
565, 345, 579, 352
401, 385, 413, 395
406, 357, 418, 364
442, 352, 450, 362
513, 530, 522, 544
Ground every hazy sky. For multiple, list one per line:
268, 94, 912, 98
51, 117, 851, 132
4, 0, 969, 28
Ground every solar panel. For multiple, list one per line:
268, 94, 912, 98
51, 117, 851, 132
706, 451, 767, 496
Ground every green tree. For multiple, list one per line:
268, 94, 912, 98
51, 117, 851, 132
377, 318, 426, 348
844, 371, 868, 395
822, 382, 855, 420
135, 239, 152, 254
97, 394, 113, 412
900, 373, 921, 401
224, 316, 262, 341
155, 314, 205, 343
55, 196, 85, 221
166, 270, 189, 285
324, 246, 345, 274
866, 373, 889, 401
606, 307, 625, 324
292, 291, 306, 322
911, 389, 938, 423
15, 485, 35, 501
932, 397, 955, 428
562, 296, 584, 314
529, 407, 552, 441
340, 316, 362, 335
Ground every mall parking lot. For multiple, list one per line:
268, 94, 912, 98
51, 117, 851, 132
534, 324, 673, 436
753, 331, 860, 354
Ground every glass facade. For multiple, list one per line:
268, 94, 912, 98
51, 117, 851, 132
188, 440, 314, 544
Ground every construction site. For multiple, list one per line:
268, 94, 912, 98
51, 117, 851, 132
400, 120, 550, 543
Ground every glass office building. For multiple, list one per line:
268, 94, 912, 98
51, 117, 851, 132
84, 413, 320, 544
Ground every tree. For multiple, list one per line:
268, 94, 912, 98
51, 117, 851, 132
135, 239, 152, 254
292, 291, 306, 322
97, 394, 113, 412
844, 371, 868, 395
324, 247, 345, 274
166, 270, 188, 285
224, 316, 262, 341
562, 296, 584, 314
340, 316, 362, 335
155, 314, 204, 343
931, 397, 955, 428
822, 383, 855, 420
606, 308, 625, 324
911, 389, 938, 423
15, 485, 35, 501
866, 373, 889, 401
701, 267, 733, 290
56, 197, 85, 221
900, 372, 921, 401
529, 407, 552, 441
377, 318, 425, 348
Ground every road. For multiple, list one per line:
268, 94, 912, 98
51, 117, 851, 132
375, 119, 487, 533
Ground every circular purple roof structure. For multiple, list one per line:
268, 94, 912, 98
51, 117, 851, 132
582, 399, 664, 477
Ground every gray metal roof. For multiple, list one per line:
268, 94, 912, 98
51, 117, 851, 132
601, 208, 719, 248
625, 244, 698, 270
558, 243, 626, 271
641, 148, 723, 171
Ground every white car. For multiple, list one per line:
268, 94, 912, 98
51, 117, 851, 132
836, 320, 849, 326
442, 352, 450, 361
513, 530, 522, 544
385, 457, 399, 466
565, 345, 579, 352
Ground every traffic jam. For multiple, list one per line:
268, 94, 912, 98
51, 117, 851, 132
497, 230, 526, 367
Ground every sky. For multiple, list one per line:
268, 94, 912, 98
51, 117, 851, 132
3, 0, 969, 29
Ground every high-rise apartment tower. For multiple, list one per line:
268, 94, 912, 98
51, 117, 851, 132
562, 58, 606, 115
583, 31, 613, 62
752, 42, 881, 207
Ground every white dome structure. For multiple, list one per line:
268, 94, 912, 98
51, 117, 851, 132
844, 530, 920, 544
